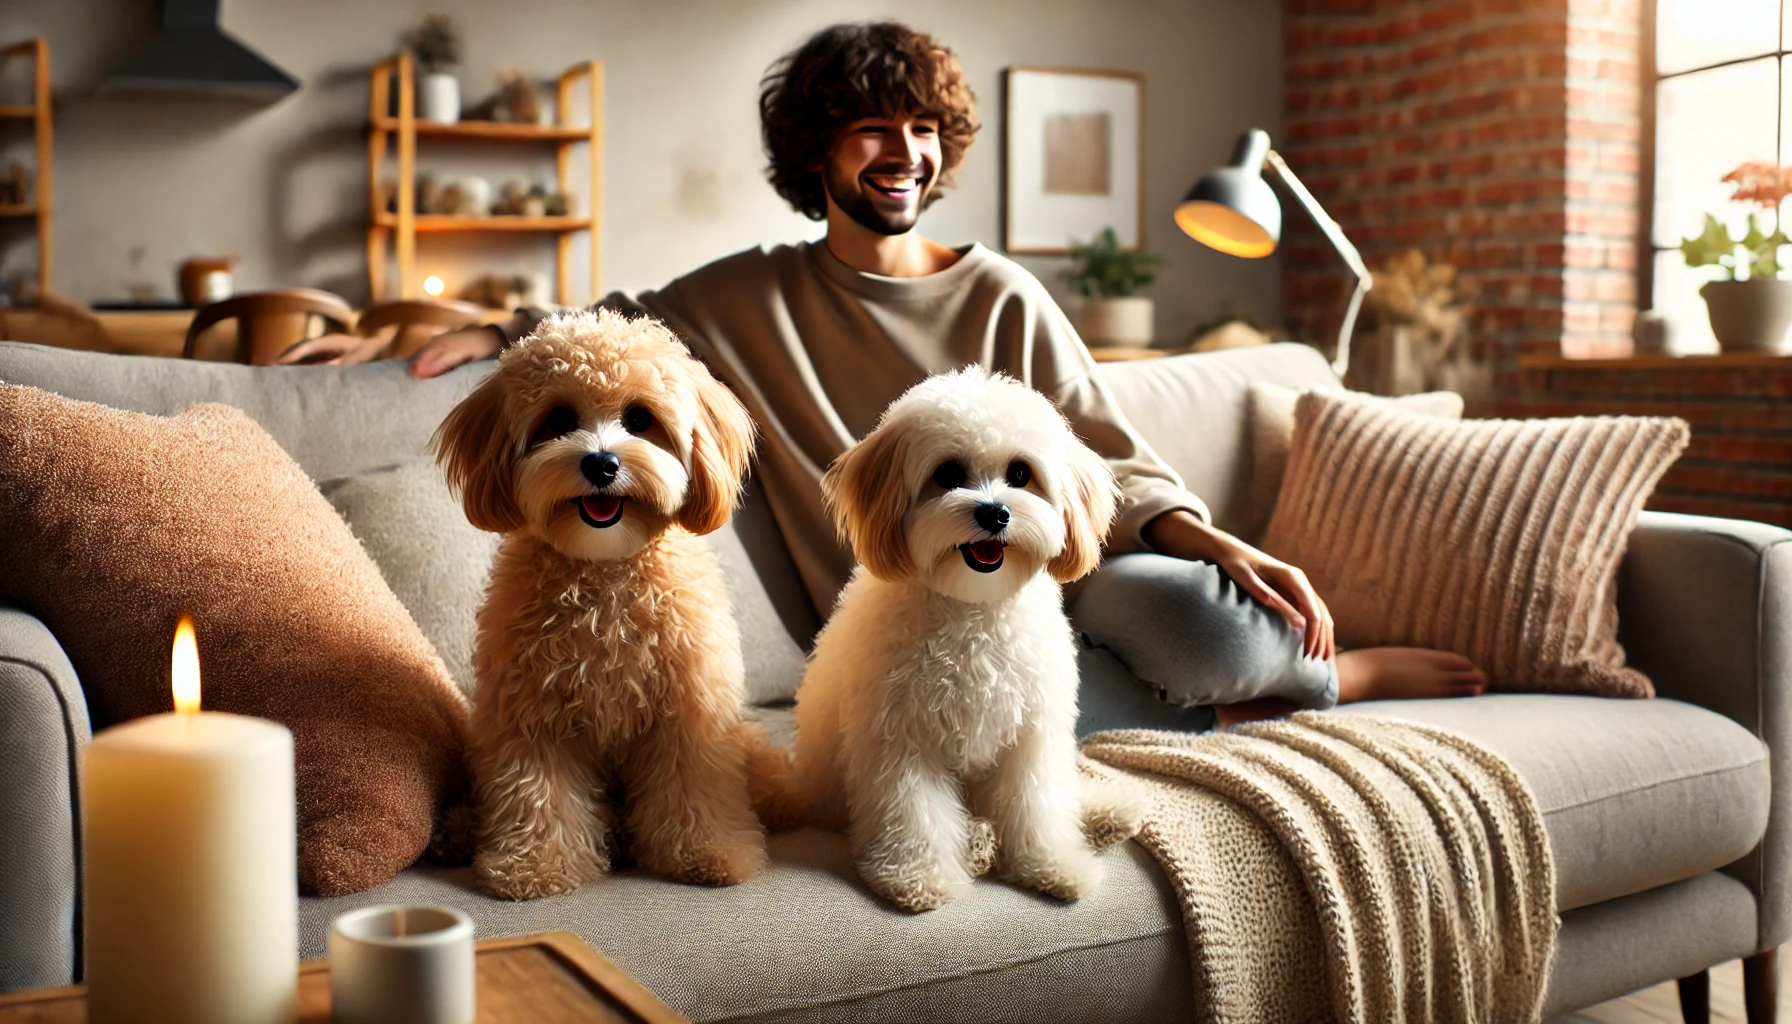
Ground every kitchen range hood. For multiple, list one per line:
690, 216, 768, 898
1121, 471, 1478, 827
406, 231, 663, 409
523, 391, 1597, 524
99, 0, 298, 101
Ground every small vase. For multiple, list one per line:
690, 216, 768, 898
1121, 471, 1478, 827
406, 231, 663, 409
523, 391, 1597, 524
421, 72, 460, 125
1701, 279, 1792, 353
1079, 296, 1155, 347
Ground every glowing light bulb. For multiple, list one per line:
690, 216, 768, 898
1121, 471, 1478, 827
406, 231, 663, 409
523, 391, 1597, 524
172, 614, 200, 714
423, 275, 445, 297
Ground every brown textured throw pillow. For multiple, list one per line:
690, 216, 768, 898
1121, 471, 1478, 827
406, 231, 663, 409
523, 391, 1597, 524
0, 386, 471, 895
1260, 391, 1689, 697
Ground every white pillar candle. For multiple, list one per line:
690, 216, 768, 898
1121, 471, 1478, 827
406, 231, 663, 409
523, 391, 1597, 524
83, 616, 297, 1024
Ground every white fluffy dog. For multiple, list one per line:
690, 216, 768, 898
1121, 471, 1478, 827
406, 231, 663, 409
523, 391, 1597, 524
786, 368, 1144, 912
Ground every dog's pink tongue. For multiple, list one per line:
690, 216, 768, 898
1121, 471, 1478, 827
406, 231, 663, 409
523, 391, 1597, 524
967, 540, 1005, 565
581, 494, 622, 520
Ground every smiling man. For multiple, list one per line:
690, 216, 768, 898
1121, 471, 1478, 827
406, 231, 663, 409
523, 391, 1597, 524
292, 21, 1486, 725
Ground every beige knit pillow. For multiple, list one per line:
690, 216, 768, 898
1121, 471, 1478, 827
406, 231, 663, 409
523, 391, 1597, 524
1242, 383, 1464, 543
1260, 391, 1689, 698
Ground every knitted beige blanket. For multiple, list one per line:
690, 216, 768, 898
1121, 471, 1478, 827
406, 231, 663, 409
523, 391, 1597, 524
1081, 714, 1557, 1024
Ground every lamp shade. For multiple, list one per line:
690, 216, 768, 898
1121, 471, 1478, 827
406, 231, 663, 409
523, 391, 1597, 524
1175, 128, 1280, 259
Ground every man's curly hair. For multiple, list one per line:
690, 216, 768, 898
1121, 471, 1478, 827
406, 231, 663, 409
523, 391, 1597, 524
760, 22, 979, 221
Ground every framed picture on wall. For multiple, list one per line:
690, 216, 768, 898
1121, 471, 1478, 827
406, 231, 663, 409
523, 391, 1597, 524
1003, 67, 1144, 255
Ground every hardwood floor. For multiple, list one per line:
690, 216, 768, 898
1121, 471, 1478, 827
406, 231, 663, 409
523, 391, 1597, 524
1552, 952, 1784, 1024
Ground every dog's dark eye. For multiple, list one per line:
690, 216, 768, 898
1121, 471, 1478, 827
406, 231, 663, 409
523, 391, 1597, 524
623, 406, 655, 434
1006, 461, 1032, 488
534, 406, 580, 444
931, 461, 967, 490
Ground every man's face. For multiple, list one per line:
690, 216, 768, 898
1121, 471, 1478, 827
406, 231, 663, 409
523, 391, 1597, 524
821, 113, 943, 236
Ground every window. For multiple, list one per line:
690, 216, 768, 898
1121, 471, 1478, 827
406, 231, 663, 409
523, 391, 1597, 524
1648, 0, 1788, 352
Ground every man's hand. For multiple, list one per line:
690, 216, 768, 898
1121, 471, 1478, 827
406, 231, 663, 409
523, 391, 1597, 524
1143, 509, 1336, 662
409, 325, 504, 379
275, 333, 386, 366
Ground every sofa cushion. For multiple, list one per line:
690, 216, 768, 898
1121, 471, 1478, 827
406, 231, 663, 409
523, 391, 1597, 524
1095, 343, 1337, 538
298, 824, 1189, 1023
1334, 694, 1770, 912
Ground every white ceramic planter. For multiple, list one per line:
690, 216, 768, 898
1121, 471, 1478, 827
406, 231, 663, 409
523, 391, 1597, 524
1702, 279, 1792, 353
1079, 296, 1155, 347
421, 72, 460, 125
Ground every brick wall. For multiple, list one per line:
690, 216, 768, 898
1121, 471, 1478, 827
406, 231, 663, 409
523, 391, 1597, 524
1283, 0, 1642, 385
1510, 357, 1792, 528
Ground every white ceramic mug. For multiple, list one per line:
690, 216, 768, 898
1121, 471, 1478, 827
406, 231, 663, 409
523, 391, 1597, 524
329, 904, 475, 1024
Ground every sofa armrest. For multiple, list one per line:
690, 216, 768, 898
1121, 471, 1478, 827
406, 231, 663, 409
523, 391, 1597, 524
1617, 510, 1792, 951
0, 608, 89, 992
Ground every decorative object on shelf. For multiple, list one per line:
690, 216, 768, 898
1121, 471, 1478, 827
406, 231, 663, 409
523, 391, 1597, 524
1066, 225, 1162, 346
329, 905, 475, 1024
1176, 127, 1370, 377
1633, 310, 1677, 356
466, 68, 543, 124
406, 15, 462, 125
458, 175, 492, 215
459, 272, 546, 311
0, 158, 27, 204
1, 37, 52, 305
177, 256, 236, 306
1681, 161, 1792, 353
366, 52, 603, 302
83, 616, 298, 1024
1004, 67, 1142, 254
1350, 248, 1482, 398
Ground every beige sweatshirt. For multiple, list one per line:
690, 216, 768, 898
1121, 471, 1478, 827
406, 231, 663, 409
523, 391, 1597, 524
500, 240, 1207, 615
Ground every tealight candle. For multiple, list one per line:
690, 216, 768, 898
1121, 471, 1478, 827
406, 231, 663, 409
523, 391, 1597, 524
329, 904, 475, 1024
84, 615, 297, 1024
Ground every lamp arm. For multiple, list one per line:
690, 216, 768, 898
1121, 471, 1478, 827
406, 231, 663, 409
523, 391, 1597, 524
1263, 149, 1371, 379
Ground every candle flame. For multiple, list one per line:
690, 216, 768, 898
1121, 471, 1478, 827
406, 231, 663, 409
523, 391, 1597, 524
172, 615, 200, 714
423, 275, 445, 297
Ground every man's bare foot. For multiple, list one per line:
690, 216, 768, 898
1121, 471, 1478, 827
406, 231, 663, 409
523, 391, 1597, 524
1336, 647, 1488, 703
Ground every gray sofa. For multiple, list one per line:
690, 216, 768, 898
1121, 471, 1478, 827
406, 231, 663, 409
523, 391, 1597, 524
1, 337, 1786, 1022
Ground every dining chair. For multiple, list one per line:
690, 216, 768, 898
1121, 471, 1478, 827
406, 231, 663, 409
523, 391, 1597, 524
182, 289, 356, 365
354, 298, 487, 360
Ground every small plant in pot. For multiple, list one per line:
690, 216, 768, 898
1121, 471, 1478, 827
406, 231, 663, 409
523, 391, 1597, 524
1681, 161, 1792, 353
1066, 227, 1165, 347
407, 15, 462, 125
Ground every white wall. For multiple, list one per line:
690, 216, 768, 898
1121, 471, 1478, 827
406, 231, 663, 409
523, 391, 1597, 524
0, 0, 1283, 341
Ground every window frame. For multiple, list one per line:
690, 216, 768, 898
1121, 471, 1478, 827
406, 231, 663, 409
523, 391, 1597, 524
1639, 0, 1789, 312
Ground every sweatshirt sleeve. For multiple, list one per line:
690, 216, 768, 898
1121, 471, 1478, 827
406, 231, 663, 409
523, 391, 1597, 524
1026, 299, 1210, 555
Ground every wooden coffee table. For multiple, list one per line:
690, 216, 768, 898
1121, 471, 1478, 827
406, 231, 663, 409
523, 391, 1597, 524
0, 931, 687, 1023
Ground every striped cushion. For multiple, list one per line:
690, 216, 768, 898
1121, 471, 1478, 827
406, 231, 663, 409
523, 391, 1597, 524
1261, 392, 1689, 697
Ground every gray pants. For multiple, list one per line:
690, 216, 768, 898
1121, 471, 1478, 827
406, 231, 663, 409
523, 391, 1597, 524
1069, 553, 1338, 737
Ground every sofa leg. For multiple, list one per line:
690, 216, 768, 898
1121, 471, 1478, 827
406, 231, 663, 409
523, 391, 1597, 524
1745, 948, 1778, 1024
1678, 970, 1710, 1024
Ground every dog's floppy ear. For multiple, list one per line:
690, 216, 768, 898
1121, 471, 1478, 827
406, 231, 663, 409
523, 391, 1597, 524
822, 423, 914, 581
1047, 440, 1119, 583
678, 369, 756, 536
430, 370, 526, 533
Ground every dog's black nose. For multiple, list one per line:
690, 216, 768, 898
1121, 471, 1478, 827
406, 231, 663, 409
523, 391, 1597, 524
582, 451, 622, 486
973, 502, 1010, 534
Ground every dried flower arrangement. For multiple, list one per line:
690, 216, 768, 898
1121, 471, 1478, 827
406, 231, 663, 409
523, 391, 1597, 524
1351, 249, 1480, 397
1681, 161, 1791, 281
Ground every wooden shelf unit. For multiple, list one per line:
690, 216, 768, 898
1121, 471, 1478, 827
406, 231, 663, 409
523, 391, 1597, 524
2, 37, 51, 303
366, 52, 603, 303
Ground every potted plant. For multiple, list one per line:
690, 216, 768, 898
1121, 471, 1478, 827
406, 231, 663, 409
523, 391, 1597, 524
407, 15, 462, 125
1681, 161, 1792, 352
1066, 227, 1165, 347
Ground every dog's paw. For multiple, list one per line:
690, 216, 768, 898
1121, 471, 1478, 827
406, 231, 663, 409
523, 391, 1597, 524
647, 829, 767, 887
1003, 847, 1103, 902
966, 817, 997, 878
1081, 788, 1146, 852
474, 843, 604, 901
867, 870, 959, 913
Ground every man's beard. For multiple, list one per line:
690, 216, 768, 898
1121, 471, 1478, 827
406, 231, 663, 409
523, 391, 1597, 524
823, 161, 934, 236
